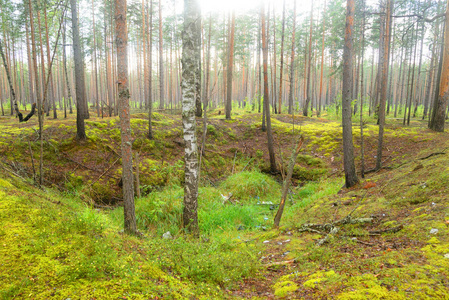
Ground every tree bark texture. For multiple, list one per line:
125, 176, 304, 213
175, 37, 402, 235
115, 0, 137, 235
288, 1, 296, 115
226, 12, 235, 120
430, 0, 449, 132
261, 3, 277, 173
182, 0, 201, 236
376, 0, 393, 170
342, 0, 358, 188
70, 0, 87, 141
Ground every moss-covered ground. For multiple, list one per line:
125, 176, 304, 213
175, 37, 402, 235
1, 106, 448, 299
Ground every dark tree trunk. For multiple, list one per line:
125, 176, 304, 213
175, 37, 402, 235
70, 0, 87, 141
261, 3, 277, 173
429, 1, 449, 132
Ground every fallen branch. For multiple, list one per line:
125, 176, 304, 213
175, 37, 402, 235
419, 152, 446, 160
369, 224, 403, 235
273, 135, 304, 228
264, 259, 295, 267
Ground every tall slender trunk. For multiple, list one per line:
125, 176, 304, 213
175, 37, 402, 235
261, 3, 276, 173
429, 0, 449, 132
360, 0, 366, 178
147, 0, 153, 139
342, 0, 358, 187
226, 12, 235, 120
182, 0, 201, 236
70, 0, 87, 140
92, 0, 100, 117
278, 0, 286, 114
62, 22, 73, 115
303, 0, 313, 116
423, 22, 439, 120
288, 1, 296, 115
318, 0, 326, 117
28, 0, 43, 185
115, 0, 137, 235
158, 0, 164, 109
376, 0, 392, 171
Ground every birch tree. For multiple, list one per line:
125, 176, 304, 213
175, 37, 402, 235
181, 0, 201, 236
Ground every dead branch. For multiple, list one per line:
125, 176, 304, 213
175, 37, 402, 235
263, 259, 295, 267
369, 225, 403, 235
419, 152, 446, 160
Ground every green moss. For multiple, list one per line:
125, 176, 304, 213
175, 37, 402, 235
273, 280, 299, 298
303, 270, 339, 289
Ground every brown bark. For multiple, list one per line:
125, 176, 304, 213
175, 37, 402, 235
288, 1, 296, 115
158, 0, 164, 109
273, 136, 304, 228
318, 0, 326, 117
376, 0, 393, 171
261, 3, 277, 173
148, 0, 154, 139
429, 0, 449, 132
342, 0, 358, 188
226, 12, 235, 120
278, 0, 286, 114
303, 0, 314, 117
70, 0, 87, 141
115, 0, 137, 235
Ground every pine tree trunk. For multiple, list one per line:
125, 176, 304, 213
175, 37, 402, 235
158, 0, 164, 109
70, 0, 87, 141
261, 3, 277, 173
278, 0, 286, 114
376, 0, 392, 171
318, 0, 326, 117
226, 12, 235, 120
429, 0, 449, 132
115, 0, 137, 235
342, 0, 358, 187
288, 1, 296, 115
303, 0, 313, 116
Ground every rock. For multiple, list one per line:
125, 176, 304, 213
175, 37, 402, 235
263, 240, 270, 244
430, 228, 439, 234
444, 254, 449, 259
162, 231, 172, 239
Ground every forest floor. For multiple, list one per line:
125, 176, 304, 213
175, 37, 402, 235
0, 107, 448, 299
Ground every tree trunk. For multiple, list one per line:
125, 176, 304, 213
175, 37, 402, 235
261, 3, 277, 173
28, 0, 43, 186
318, 0, 326, 117
70, 0, 87, 141
342, 0, 358, 188
429, 0, 449, 132
148, 0, 154, 139
182, 0, 201, 236
278, 0, 286, 114
273, 136, 304, 228
376, 0, 392, 171
288, 1, 296, 115
303, 0, 313, 117
158, 0, 164, 109
62, 21, 73, 116
115, 0, 137, 235
226, 12, 235, 120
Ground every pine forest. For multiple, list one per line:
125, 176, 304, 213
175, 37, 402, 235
1, 0, 449, 298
